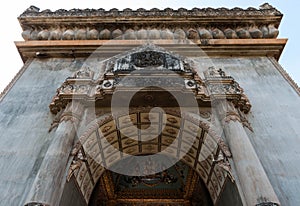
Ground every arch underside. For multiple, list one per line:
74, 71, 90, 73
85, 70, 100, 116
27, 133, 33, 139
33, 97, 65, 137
69, 108, 232, 205
88, 161, 214, 206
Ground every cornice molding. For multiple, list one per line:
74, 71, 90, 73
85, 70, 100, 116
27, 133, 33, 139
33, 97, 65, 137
15, 39, 287, 63
19, 25, 280, 42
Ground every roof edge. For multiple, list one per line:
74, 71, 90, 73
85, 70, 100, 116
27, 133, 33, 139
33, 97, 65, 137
19, 3, 282, 18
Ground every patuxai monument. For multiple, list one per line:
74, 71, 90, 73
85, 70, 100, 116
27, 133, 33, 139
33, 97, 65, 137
0, 3, 299, 206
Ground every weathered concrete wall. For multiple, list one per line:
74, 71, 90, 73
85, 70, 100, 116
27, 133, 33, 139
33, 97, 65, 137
196, 56, 300, 206
0, 54, 299, 205
0, 57, 101, 205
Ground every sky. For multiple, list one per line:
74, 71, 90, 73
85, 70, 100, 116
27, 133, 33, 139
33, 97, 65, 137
0, 0, 299, 92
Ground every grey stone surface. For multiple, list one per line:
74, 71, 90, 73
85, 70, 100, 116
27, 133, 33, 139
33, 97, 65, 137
195, 56, 300, 206
0, 54, 299, 205
0, 57, 100, 205
221, 118, 279, 205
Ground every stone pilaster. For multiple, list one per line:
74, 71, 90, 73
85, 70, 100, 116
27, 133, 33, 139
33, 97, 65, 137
215, 101, 280, 206
24, 101, 84, 206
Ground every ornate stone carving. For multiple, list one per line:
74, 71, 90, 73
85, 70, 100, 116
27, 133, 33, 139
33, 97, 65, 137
72, 67, 94, 79
20, 4, 281, 18
224, 111, 241, 123
49, 49, 251, 116
204, 66, 251, 114
217, 139, 232, 158
67, 147, 87, 182
132, 51, 164, 67
113, 50, 185, 72
19, 4, 281, 41
20, 26, 280, 41
49, 100, 84, 132
212, 152, 235, 182
218, 99, 253, 131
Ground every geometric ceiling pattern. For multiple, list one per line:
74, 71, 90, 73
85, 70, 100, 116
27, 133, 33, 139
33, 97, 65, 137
68, 108, 231, 204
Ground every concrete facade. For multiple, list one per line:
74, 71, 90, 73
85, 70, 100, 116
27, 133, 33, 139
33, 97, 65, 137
0, 4, 299, 206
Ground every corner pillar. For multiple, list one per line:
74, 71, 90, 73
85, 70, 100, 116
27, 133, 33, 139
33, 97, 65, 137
24, 101, 84, 206
216, 101, 280, 206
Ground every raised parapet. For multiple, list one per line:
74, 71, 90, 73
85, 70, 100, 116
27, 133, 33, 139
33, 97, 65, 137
19, 3, 282, 41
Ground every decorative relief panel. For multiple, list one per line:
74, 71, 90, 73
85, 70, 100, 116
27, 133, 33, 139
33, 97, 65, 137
49, 47, 251, 115
114, 50, 184, 72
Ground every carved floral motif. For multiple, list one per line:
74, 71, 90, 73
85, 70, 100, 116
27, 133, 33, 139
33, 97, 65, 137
113, 50, 185, 72
49, 50, 251, 115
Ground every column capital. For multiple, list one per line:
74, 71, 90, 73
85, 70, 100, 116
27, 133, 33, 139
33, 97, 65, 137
215, 100, 253, 131
49, 100, 85, 132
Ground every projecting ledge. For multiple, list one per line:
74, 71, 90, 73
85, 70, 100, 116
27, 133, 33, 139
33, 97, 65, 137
15, 39, 287, 63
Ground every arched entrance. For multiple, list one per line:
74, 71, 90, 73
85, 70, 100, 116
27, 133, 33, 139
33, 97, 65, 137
43, 45, 251, 206
62, 108, 240, 205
